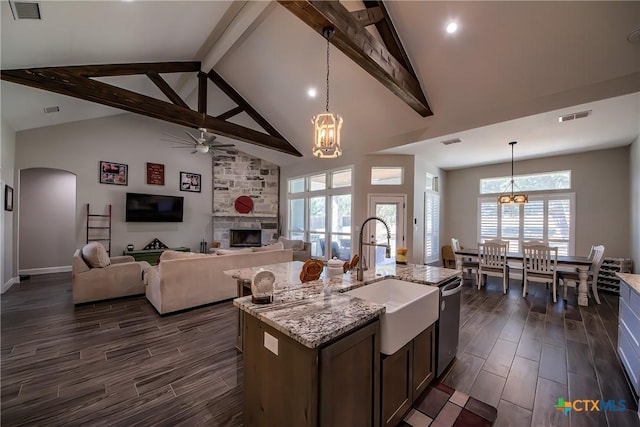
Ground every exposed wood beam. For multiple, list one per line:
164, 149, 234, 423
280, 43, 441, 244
58, 62, 201, 77
197, 71, 208, 115
217, 106, 244, 121
208, 69, 285, 139
278, 0, 432, 117
362, 1, 416, 78
146, 72, 189, 108
1, 67, 301, 156
350, 6, 383, 27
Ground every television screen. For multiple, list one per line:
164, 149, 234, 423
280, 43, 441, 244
126, 193, 184, 222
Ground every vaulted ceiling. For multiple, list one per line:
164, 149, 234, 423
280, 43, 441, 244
2, 1, 639, 169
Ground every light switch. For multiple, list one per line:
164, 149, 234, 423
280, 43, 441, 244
264, 331, 278, 355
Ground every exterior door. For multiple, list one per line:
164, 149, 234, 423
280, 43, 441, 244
367, 195, 406, 267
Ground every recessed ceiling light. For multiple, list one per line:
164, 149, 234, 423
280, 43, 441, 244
446, 22, 458, 34
628, 27, 640, 44
307, 88, 317, 98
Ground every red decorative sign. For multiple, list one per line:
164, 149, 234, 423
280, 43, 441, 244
234, 195, 253, 214
146, 163, 165, 185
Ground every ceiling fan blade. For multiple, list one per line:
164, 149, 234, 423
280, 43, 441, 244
162, 138, 193, 146
203, 134, 217, 145
162, 132, 194, 144
172, 146, 193, 149
191, 150, 198, 154
211, 144, 235, 148
185, 131, 200, 144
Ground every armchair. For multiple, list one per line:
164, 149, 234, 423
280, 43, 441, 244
72, 243, 151, 304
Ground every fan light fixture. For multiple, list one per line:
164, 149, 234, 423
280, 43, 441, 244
498, 141, 528, 205
312, 26, 342, 159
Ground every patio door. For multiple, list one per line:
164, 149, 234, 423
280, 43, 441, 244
366, 195, 406, 267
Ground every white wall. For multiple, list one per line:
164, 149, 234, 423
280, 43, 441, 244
15, 114, 214, 259
1, 119, 16, 291
630, 136, 639, 273
445, 146, 631, 258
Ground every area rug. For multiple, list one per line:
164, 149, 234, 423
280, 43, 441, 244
400, 381, 497, 427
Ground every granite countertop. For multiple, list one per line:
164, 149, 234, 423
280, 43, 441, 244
230, 262, 460, 349
617, 272, 640, 294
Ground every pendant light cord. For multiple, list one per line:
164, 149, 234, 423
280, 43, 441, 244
325, 35, 330, 113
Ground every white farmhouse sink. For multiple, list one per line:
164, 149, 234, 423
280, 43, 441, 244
345, 279, 439, 355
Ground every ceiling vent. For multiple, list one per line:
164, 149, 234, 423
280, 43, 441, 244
43, 106, 59, 114
440, 137, 462, 146
9, 1, 42, 20
558, 110, 591, 123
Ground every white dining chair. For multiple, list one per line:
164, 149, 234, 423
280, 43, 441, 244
522, 242, 559, 302
478, 241, 510, 294
451, 238, 479, 284
559, 245, 605, 304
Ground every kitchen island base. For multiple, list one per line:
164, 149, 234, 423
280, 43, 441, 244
243, 314, 380, 427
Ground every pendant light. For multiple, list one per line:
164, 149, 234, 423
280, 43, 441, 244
498, 141, 528, 205
312, 26, 343, 158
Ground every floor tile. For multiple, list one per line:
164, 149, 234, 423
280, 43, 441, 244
404, 408, 433, 427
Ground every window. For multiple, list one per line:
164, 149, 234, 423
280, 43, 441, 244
480, 171, 571, 194
478, 193, 575, 255
424, 173, 440, 264
287, 168, 353, 261
371, 167, 403, 185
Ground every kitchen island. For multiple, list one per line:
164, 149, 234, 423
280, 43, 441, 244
230, 263, 460, 427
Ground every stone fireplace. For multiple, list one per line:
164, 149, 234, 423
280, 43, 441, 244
212, 150, 279, 248
230, 229, 262, 247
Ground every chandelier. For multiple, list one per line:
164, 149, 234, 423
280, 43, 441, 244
312, 26, 342, 158
498, 141, 528, 205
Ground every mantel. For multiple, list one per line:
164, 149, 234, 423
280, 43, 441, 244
212, 213, 277, 218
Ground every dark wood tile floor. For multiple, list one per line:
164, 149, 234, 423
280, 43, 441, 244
1, 272, 639, 426
442, 274, 640, 427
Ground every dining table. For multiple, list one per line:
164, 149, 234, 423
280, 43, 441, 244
454, 248, 594, 306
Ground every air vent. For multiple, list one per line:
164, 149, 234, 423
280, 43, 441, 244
440, 137, 462, 146
9, 1, 41, 20
43, 106, 59, 114
558, 110, 592, 123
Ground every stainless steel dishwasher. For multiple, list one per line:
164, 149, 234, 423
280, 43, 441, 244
436, 276, 463, 377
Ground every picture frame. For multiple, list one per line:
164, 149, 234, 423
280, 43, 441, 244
4, 185, 13, 211
99, 161, 128, 186
180, 171, 201, 193
146, 162, 165, 185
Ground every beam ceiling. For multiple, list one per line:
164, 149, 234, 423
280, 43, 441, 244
278, 0, 432, 117
1, 62, 302, 157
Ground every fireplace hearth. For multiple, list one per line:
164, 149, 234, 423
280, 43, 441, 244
230, 229, 262, 247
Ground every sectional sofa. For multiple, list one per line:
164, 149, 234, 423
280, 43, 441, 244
144, 247, 293, 314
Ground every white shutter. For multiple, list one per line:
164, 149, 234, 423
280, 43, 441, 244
547, 197, 572, 256
479, 200, 498, 240
424, 191, 440, 264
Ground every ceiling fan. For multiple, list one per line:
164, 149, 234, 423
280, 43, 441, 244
161, 128, 234, 154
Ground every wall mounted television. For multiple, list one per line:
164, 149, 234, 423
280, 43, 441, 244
125, 192, 184, 222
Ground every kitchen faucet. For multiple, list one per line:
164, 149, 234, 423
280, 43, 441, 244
357, 216, 392, 281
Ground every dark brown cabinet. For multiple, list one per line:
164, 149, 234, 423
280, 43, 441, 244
381, 324, 435, 427
242, 314, 380, 427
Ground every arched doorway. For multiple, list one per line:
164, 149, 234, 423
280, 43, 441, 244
18, 168, 76, 275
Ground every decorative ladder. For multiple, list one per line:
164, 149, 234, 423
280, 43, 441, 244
86, 204, 112, 255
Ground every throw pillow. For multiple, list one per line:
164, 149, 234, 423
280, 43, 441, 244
278, 237, 304, 251
253, 241, 285, 252
81, 242, 111, 268
216, 247, 254, 255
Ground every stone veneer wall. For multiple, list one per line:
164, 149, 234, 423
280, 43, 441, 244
212, 149, 279, 248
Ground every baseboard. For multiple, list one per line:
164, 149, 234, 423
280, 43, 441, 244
1, 276, 19, 294
18, 265, 72, 276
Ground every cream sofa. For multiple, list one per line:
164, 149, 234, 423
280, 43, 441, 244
145, 248, 293, 315
72, 243, 151, 304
